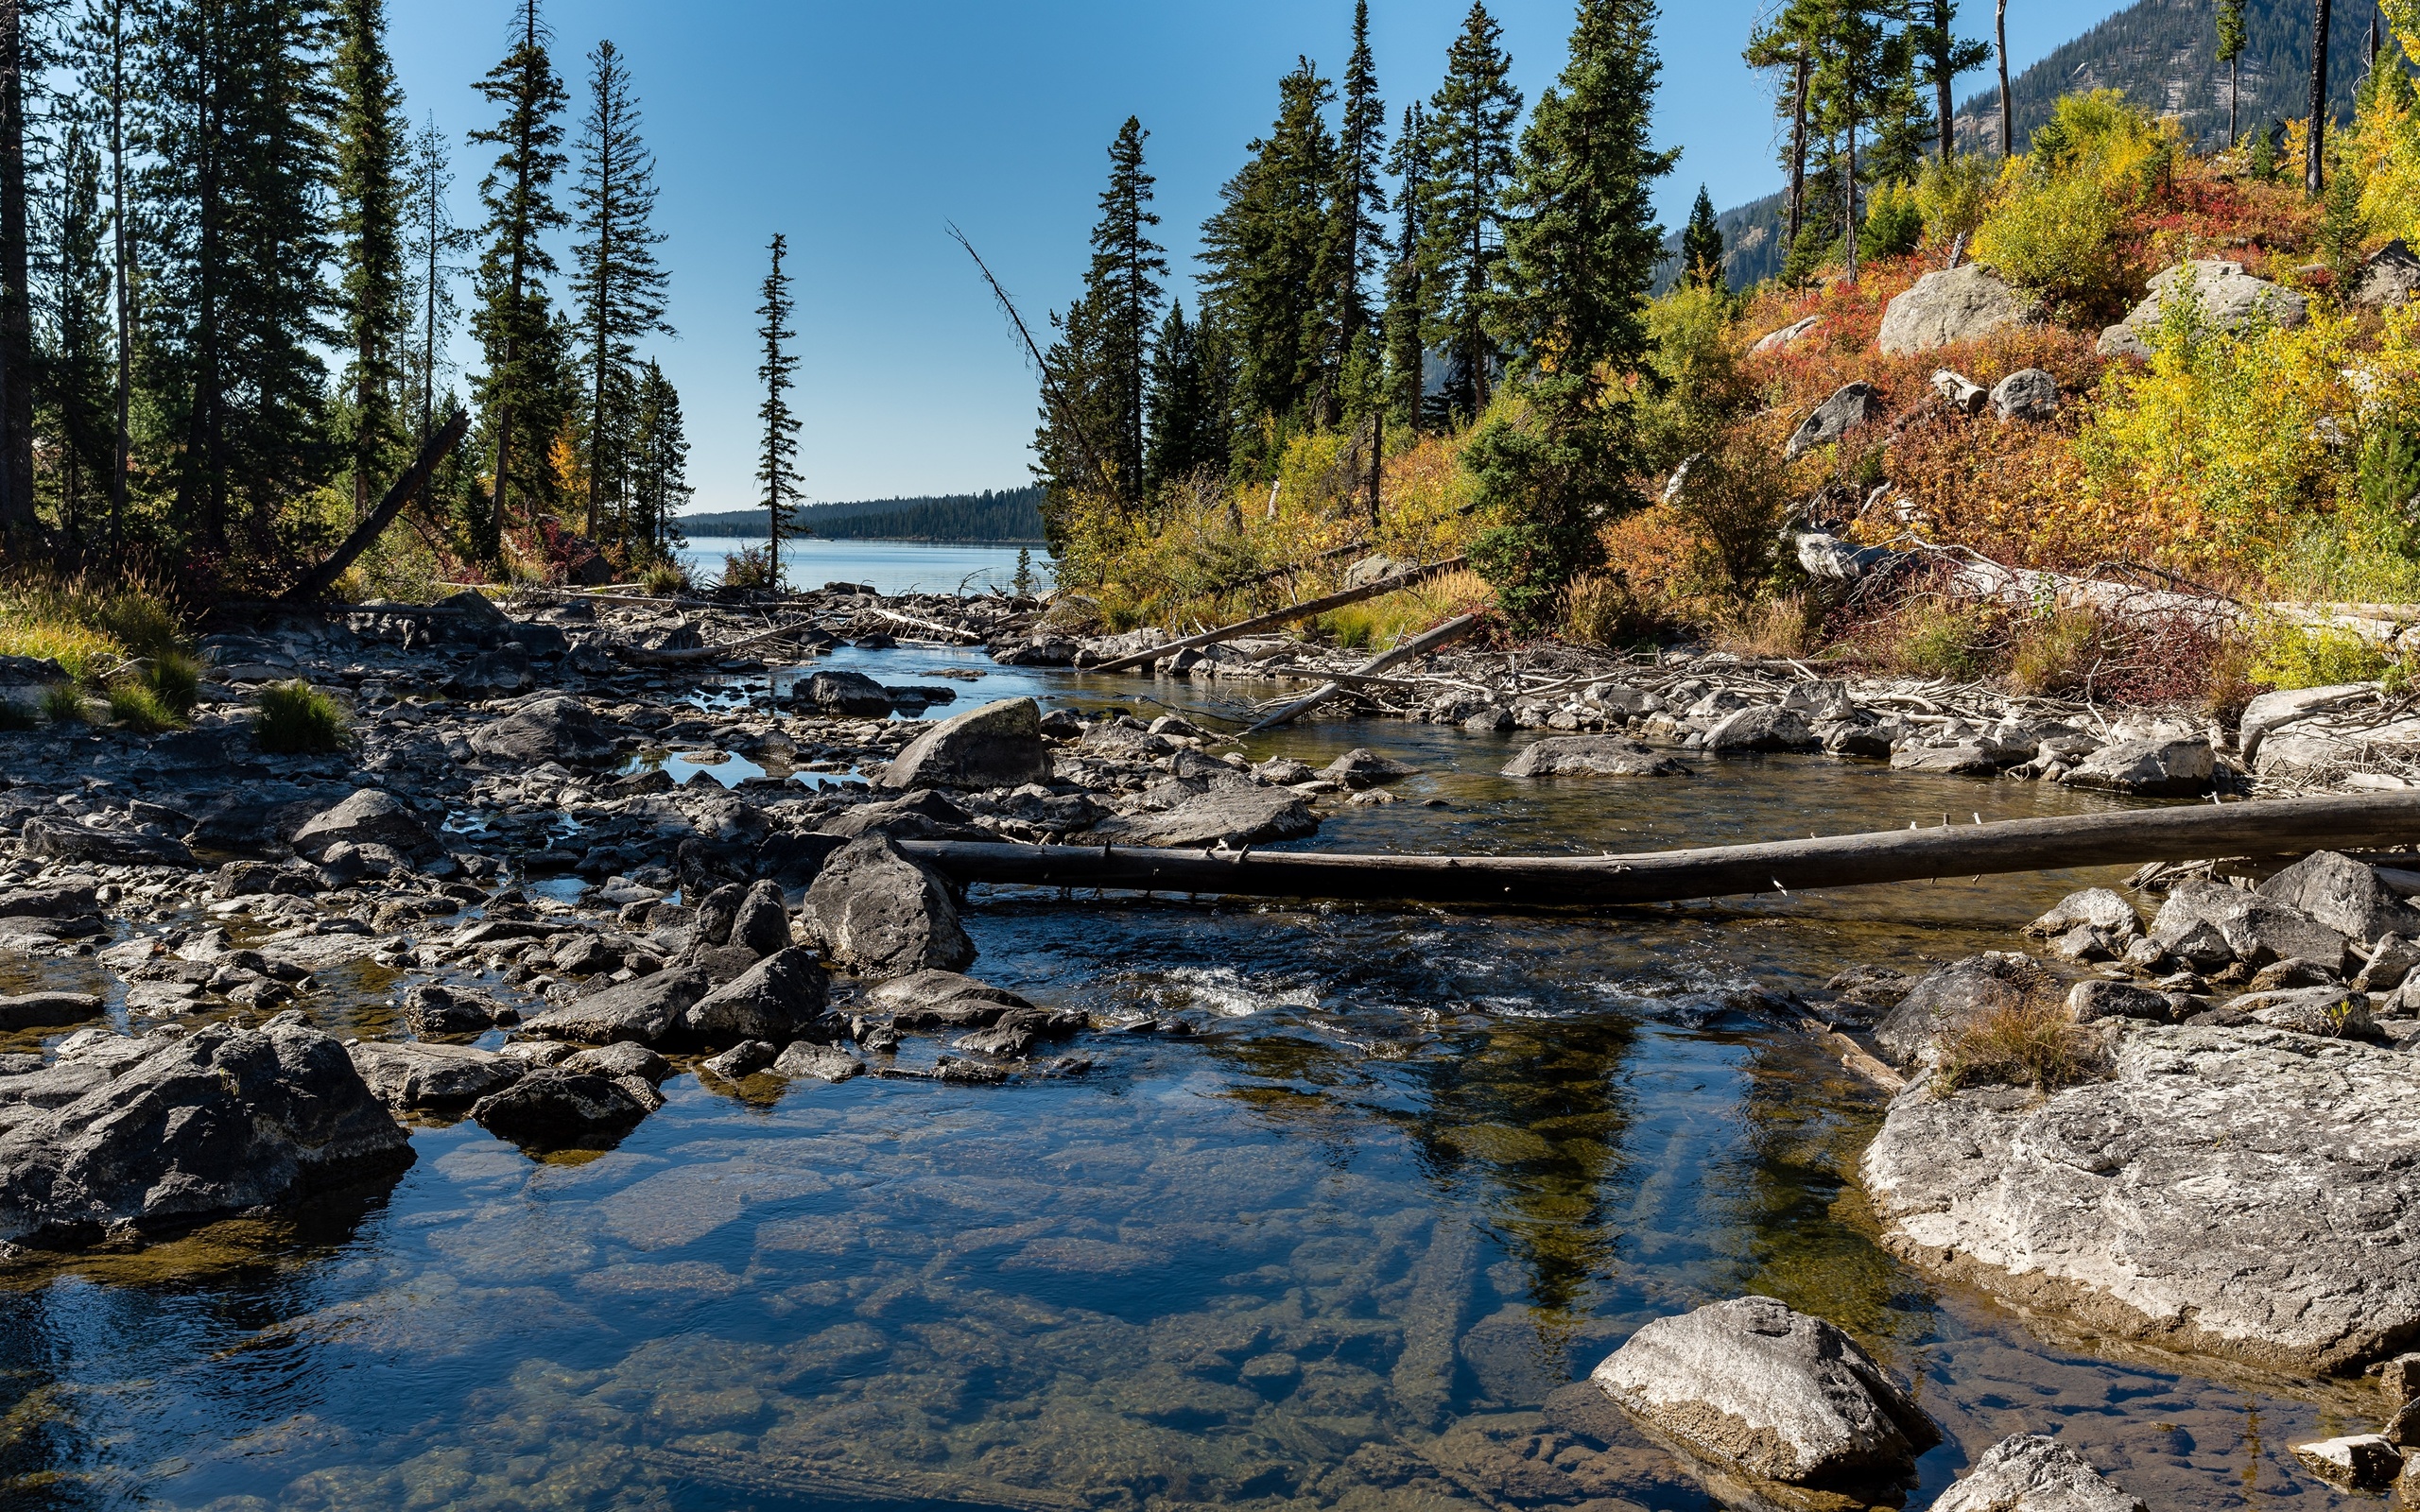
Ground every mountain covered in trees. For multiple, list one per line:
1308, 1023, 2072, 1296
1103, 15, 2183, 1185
677, 487, 1047, 543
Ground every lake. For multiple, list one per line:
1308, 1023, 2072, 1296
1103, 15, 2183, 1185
675, 537, 1042, 596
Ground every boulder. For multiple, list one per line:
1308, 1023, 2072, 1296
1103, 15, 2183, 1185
2357, 933, 2420, 992
2150, 880, 2345, 971
0, 883, 98, 919
2354, 239, 2420, 311
1795, 531, 1905, 583
1702, 706, 1819, 753
1324, 748, 1420, 789
1991, 367, 2060, 421
800, 670, 892, 717
1931, 369, 1987, 414
469, 1068, 652, 1151
1590, 1295, 1939, 1486
401, 982, 506, 1038
2057, 736, 2213, 797
2292, 1435, 2402, 1489
346, 1040, 524, 1113
701, 1040, 777, 1078
865, 970, 1033, 1022
1784, 382, 1880, 461
2124, 259, 2308, 335
2096, 324, 2152, 361
688, 882, 746, 952
22, 817, 194, 868
1891, 744, 2000, 777
1501, 735, 1689, 778
774, 1041, 866, 1082
2026, 887, 2139, 938
1341, 554, 1405, 589
680, 947, 831, 1046
1877, 265, 2044, 354
1872, 953, 2054, 1067
728, 878, 792, 957
1931, 1435, 2148, 1512
519, 968, 710, 1046
878, 696, 1053, 791
2243, 984, 2373, 1039
560, 1041, 670, 1084
0, 1023, 411, 1247
1753, 315, 1821, 352
467, 696, 620, 766
803, 835, 976, 978
450, 647, 532, 699
2066, 979, 2175, 1024
0, 990, 103, 1031
2256, 850, 2420, 945
1089, 787, 1320, 849
1862, 1022, 2420, 1374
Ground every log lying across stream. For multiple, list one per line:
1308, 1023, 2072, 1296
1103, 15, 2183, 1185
904, 792, 2420, 908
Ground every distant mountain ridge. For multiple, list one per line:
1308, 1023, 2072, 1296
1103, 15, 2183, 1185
678, 486, 1046, 544
1668, 0, 2392, 290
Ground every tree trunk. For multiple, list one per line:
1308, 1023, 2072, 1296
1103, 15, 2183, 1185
1788, 54, 1809, 244
1088, 556, 1470, 673
2307, 0, 2333, 196
1844, 125, 1860, 284
0, 0, 33, 536
585, 142, 610, 541
1996, 0, 2013, 156
1934, 8, 1954, 162
281, 409, 471, 602
1366, 406, 1382, 527
108, 0, 130, 547
2229, 57, 2239, 145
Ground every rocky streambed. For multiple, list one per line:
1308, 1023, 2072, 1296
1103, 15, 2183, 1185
5, 584, 2420, 1508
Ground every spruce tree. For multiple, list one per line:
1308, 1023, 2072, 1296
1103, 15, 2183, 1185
74, 0, 132, 541
1332, 2, 1388, 390
0, 0, 34, 536
1470, 0, 1674, 628
333, 0, 407, 521
571, 39, 670, 545
1746, 2, 1820, 243
1681, 186, 1723, 287
468, 0, 569, 567
628, 358, 688, 557
43, 121, 112, 543
1144, 300, 1222, 494
755, 232, 800, 582
1382, 101, 1429, 431
1418, 2, 1523, 423
1084, 117, 1164, 507
406, 114, 469, 441
1905, 0, 1990, 161
2216, 0, 2247, 144
1201, 64, 1337, 444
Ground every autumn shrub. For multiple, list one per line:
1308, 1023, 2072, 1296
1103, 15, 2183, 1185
2006, 609, 2101, 694
1664, 421, 1796, 597
638, 558, 690, 598
1972, 169, 2135, 320
2249, 620, 2395, 689
1937, 1000, 2107, 1092
254, 681, 350, 754
1889, 597, 1996, 679
1915, 152, 1997, 249
719, 545, 778, 592
2345, 60, 2420, 246
1560, 571, 1655, 646
1642, 282, 1754, 470
1715, 594, 1819, 658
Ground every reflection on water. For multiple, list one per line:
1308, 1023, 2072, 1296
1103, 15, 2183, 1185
0, 650, 2398, 1509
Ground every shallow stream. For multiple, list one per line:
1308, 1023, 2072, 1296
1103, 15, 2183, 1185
1, 646, 2397, 1510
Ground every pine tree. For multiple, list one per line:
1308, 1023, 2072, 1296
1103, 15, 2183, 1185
42, 121, 112, 544
1906, 0, 1991, 161
1033, 290, 1112, 545
1201, 64, 1337, 445
0, 0, 36, 537
755, 232, 800, 581
1143, 299, 1224, 493
332, 0, 407, 522
1084, 116, 1165, 506
1746, 1, 1820, 244
1418, 1, 1523, 422
628, 357, 688, 556
74, 0, 133, 541
1471, 0, 1675, 627
468, 0, 569, 567
1681, 185, 1724, 287
1805, 0, 1914, 282
570, 38, 670, 546
1332, 1, 1388, 397
406, 114, 470, 441
1382, 101, 1429, 431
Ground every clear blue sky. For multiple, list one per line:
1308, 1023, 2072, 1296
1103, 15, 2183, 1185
388, 0, 2130, 513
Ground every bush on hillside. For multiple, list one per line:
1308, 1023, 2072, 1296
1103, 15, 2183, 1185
1915, 152, 1996, 249
1861, 181, 1923, 260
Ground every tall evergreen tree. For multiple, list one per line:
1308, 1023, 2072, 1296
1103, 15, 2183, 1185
1201, 64, 1337, 443
2216, 0, 2247, 143
75, 0, 132, 541
1746, 1, 1820, 243
42, 121, 112, 543
332, 0, 407, 521
570, 38, 669, 544
1680, 185, 1723, 287
0, 0, 36, 537
1805, 0, 1913, 281
1032, 290, 1112, 544
755, 232, 799, 580
1331, 1, 1388, 404
1471, 0, 1674, 627
1382, 101, 1429, 431
1143, 299, 1224, 493
1906, 0, 1991, 162
628, 357, 687, 556
468, 0, 568, 566
1084, 116, 1164, 507
1417, 2, 1523, 422
406, 114, 469, 441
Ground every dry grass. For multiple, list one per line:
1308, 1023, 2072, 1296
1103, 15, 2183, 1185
1936, 1000, 2108, 1092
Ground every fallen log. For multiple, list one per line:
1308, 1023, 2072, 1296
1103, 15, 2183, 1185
1087, 557, 1467, 674
901, 792, 2420, 908
861, 606, 983, 644
1244, 613, 1484, 733
610, 621, 822, 666
279, 411, 472, 604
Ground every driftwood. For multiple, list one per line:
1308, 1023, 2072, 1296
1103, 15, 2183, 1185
1245, 613, 1483, 733
610, 621, 822, 666
280, 411, 472, 604
900, 792, 2420, 908
1089, 557, 1468, 674
863, 606, 983, 644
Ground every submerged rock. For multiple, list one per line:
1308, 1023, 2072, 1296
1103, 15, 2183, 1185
0, 1023, 412, 1248
878, 697, 1053, 791
1500, 735, 1688, 778
1862, 1022, 2420, 1375
803, 835, 976, 978
470, 1068, 652, 1151
1932, 1435, 2148, 1512
1591, 1295, 1939, 1486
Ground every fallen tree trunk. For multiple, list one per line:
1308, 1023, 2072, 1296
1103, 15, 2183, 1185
610, 621, 822, 666
1087, 557, 1467, 674
1244, 613, 1483, 733
280, 411, 472, 604
901, 792, 2420, 908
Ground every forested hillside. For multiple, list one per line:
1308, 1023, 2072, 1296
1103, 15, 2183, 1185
677, 487, 1047, 543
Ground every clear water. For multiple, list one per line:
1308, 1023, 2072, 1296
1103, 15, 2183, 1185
675, 538, 1038, 597
0, 642, 2397, 1510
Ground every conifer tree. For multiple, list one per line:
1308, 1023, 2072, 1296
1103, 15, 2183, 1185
1906, 0, 1990, 161
1033, 292, 1112, 543
1470, 0, 1673, 627
43, 122, 112, 543
468, 0, 569, 566
1417, 2, 1523, 422
1143, 300, 1224, 493
2307, 0, 2333, 194
0, 0, 35, 535
406, 114, 469, 441
2216, 0, 2246, 143
571, 39, 670, 544
74, 0, 132, 541
1746, 1, 1820, 243
332, 0, 407, 521
1680, 185, 1723, 287
1382, 101, 1429, 431
628, 358, 688, 556
755, 232, 800, 580
1083, 116, 1164, 507
1201, 64, 1337, 442
1332, 1, 1388, 392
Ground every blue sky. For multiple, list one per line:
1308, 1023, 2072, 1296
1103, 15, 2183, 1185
387, 0, 2132, 512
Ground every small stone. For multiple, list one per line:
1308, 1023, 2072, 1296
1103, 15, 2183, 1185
2291, 1435, 2401, 1489
701, 1040, 777, 1078
1990, 368, 2060, 421
2358, 935, 2420, 993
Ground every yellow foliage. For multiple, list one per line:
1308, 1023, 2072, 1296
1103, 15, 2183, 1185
2342, 65, 2420, 246
1971, 93, 2177, 318
1915, 152, 1997, 249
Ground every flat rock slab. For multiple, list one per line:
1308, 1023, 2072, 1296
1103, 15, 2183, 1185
347, 1040, 525, 1113
1861, 1022, 2420, 1375
1501, 736, 1689, 778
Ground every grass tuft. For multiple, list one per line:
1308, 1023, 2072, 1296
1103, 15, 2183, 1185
38, 682, 84, 725
254, 680, 349, 753
143, 653, 201, 719
1936, 1001, 2108, 1093
106, 679, 184, 733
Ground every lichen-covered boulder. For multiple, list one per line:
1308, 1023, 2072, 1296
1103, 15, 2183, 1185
1877, 264, 2043, 354
1932, 1435, 2148, 1512
1501, 735, 1689, 778
2125, 259, 2307, 334
879, 697, 1054, 791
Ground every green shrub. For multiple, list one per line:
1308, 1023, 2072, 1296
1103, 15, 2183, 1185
1861, 180, 1923, 260
144, 653, 200, 719
2251, 622, 2394, 689
254, 680, 350, 753
39, 682, 84, 725
1892, 600, 1995, 680
719, 546, 777, 592
1915, 152, 1996, 248
1972, 170, 2133, 318
107, 679, 183, 733
638, 560, 688, 597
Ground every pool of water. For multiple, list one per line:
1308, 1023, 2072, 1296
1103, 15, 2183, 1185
676, 538, 1037, 597
0, 652, 2394, 1511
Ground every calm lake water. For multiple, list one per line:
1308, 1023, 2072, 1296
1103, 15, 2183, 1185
0, 615, 2397, 1510
675, 537, 1039, 597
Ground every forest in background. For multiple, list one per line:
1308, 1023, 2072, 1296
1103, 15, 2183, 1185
677, 487, 1047, 545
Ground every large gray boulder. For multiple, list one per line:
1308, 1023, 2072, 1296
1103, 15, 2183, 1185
878, 697, 1053, 790
2124, 258, 2308, 335
0, 1023, 412, 1247
1877, 264, 2044, 354
2057, 736, 2212, 797
1703, 706, 1819, 753
1931, 1435, 2148, 1512
2257, 850, 2420, 945
1590, 1296, 1939, 1486
1089, 787, 1320, 849
469, 1068, 652, 1151
680, 947, 831, 1046
0, 991, 103, 1031
2150, 880, 2344, 971
1872, 953, 2053, 1067
1784, 382, 1881, 461
728, 878, 792, 957
467, 696, 620, 765
289, 788, 440, 861
1991, 367, 2060, 421
346, 1040, 525, 1114
1501, 735, 1688, 778
800, 669, 892, 716
803, 835, 975, 978
520, 968, 710, 1046
1861, 1022, 2420, 1374
2356, 239, 2420, 310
